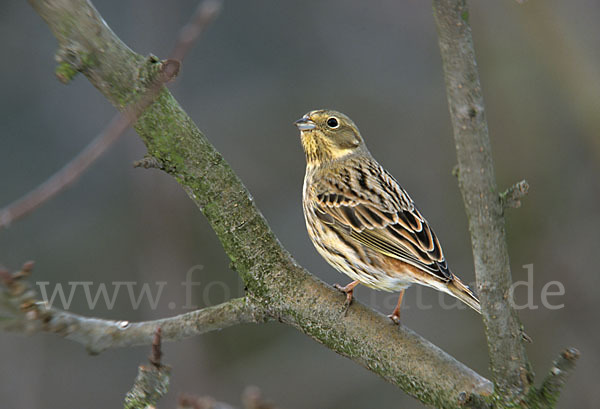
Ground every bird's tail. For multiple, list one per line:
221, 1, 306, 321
447, 276, 481, 314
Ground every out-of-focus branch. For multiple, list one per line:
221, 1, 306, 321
432, 0, 532, 402
0, 0, 221, 231
170, 0, 223, 62
0, 59, 178, 231
0, 113, 127, 230
179, 395, 239, 409
535, 348, 580, 406
25, 0, 494, 406
178, 386, 278, 409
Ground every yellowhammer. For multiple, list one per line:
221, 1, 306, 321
295, 109, 480, 323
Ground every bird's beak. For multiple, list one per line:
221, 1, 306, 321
294, 114, 316, 131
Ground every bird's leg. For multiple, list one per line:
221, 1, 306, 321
388, 289, 405, 325
333, 280, 360, 308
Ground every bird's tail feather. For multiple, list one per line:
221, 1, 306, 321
448, 276, 481, 314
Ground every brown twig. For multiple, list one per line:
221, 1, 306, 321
0, 59, 179, 230
149, 327, 163, 368
0, 0, 221, 230
170, 0, 223, 62
0, 114, 127, 230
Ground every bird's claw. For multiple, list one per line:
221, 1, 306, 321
387, 313, 401, 325
333, 283, 354, 315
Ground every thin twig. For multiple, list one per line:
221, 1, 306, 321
0, 0, 221, 230
0, 114, 127, 229
170, 0, 223, 62
0, 59, 179, 230
149, 327, 163, 368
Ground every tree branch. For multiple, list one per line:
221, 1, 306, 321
432, 0, 532, 402
46, 297, 264, 354
24, 0, 494, 406
0, 264, 265, 353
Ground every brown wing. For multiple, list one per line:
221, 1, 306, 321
312, 160, 452, 282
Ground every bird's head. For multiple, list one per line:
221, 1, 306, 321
294, 109, 366, 165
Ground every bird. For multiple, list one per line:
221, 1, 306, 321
295, 109, 480, 323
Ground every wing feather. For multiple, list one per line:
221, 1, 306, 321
312, 161, 451, 281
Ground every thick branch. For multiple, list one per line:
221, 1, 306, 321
27, 0, 493, 406
433, 0, 531, 401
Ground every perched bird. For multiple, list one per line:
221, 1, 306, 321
295, 109, 480, 323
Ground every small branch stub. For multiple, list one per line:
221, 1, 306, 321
500, 180, 529, 210
535, 348, 580, 405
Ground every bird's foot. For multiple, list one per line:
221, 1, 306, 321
333, 283, 354, 309
333, 281, 360, 316
387, 290, 405, 325
387, 312, 401, 325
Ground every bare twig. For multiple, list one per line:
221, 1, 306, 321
0, 114, 126, 230
0, 59, 179, 230
0, 0, 221, 230
500, 180, 529, 210
170, 0, 223, 62
432, 0, 532, 402
149, 327, 163, 368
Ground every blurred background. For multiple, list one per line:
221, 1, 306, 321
1, 0, 598, 407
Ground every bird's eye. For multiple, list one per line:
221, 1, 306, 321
326, 117, 339, 128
